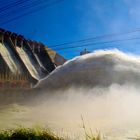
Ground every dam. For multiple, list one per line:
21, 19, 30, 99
0, 28, 66, 89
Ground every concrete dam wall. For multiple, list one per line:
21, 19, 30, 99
0, 28, 56, 88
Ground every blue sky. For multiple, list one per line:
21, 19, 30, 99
1, 0, 140, 59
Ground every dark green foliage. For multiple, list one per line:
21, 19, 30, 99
0, 128, 62, 140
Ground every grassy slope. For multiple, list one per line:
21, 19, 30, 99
0, 127, 102, 140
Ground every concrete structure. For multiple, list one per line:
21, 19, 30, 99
45, 47, 66, 66
0, 28, 64, 88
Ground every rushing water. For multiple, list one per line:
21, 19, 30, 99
16, 47, 40, 80
0, 42, 19, 73
1, 49, 140, 140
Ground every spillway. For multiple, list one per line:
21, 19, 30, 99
0, 42, 18, 73
16, 46, 41, 80
0, 28, 57, 87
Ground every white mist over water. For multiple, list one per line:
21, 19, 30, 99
37, 49, 140, 90
1, 49, 140, 139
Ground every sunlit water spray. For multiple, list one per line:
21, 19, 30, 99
1, 49, 140, 139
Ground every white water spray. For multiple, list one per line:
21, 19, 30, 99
37, 49, 140, 90
1, 49, 140, 140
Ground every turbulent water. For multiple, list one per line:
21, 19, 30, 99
37, 49, 140, 90
1, 49, 140, 140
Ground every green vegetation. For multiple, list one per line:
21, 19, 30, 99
0, 127, 63, 140
81, 115, 101, 140
85, 133, 101, 140
0, 127, 102, 140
